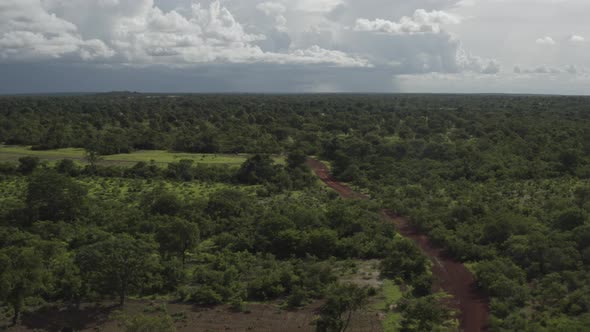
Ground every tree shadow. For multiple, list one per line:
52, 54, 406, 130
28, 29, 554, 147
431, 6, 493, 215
19, 304, 119, 332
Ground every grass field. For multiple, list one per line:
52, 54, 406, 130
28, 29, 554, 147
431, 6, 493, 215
0, 145, 284, 167
374, 280, 403, 332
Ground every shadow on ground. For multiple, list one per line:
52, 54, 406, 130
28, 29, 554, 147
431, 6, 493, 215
18, 304, 119, 332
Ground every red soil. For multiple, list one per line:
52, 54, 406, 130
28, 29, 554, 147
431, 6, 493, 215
307, 159, 489, 332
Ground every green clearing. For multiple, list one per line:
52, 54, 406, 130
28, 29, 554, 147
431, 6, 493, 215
375, 280, 403, 332
333, 260, 403, 332
0, 146, 85, 161
0, 145, 284, 167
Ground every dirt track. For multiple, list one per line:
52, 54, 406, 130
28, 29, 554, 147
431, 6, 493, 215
307, 159, 489, 332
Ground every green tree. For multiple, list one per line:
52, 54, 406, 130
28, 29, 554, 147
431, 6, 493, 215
0, 246, 46, 325
26, 169, 87, 222
155, 217, 200, 266
206, 189, 251, 219
555, 209, 587, 231
380, 238, 428, 280
287, 150, 307, 169
167, 159, 194, 181
236, 154, 276, 184
17, 156, 40, 175
85, 148, 102, 173
316, 283, 370, 332
398, 294, 457, 332
149, 192, 183, 216
55, 159, 80, 176
76, 234, 161, 305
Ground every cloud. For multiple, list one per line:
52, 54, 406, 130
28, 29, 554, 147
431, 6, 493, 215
514, 65, 582, 75
0, 0, 115, 61
456, 48, 500, 74
535, 36, 556, 45
292, 0, 344, 13
256, 2, 288, 31
0, 0, 369, 67
258, 45, 372, 67
256, 2, 287, 16
354, 9, 461, 35
0, 0, 512, 93
569, 34, 585, 43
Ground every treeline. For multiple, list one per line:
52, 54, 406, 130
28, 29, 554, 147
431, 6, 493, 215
2, 94, 589, 158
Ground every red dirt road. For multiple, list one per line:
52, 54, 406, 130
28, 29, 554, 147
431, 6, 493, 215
307, 159, 489, 332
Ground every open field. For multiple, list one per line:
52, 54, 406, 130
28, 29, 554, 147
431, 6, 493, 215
0, 145, 284, 167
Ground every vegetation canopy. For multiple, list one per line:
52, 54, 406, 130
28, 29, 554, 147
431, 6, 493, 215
0, 94, 589, 331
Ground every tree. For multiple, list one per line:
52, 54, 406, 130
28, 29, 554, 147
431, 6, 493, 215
0, 246, 46, 325
85, 148, 102, 173
26, 169, 87, 222
156, 217, 199, 266
398, 294, 457, 332
287, 150, 307, 169
55, 159, 80, 176
555, 209, 587, 231
574, 185, 590, 208
17, 156, 40, 175
236, 154, 276, 184
76, 234, 160, 305
380, 238, 428, 280
206, 189, 251, 219
149, 192, 183, 216
167, 159, 194, 181
559, 150, 580, 173
316, 283, 369, 332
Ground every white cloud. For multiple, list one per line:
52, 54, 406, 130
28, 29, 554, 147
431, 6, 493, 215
569, 35, 585, 43
456, 48, 500, 74
292, 0, 343, 13
354, 9, 461, 35
256, 2, 286, 16
0, 0, 115, 61
535, 36, 556, 45
0, 0, 369, 67
256, 2, 288, 31
256, 45, 372, 67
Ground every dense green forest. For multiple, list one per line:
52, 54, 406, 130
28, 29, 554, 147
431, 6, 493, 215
1, 94, 589, 331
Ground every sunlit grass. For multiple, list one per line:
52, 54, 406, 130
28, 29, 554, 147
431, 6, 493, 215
374, 280, 403, 332
0, 145, 285, 167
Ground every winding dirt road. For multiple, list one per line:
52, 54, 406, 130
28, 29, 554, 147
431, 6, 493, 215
306, 159, 489, 332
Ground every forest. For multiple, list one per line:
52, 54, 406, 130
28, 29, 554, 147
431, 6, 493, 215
1, 94, 589, 331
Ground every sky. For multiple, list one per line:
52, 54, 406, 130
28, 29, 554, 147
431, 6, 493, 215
0, 0, 589, 94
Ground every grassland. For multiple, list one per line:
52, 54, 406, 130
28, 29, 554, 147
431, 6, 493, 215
0, 145, 284, 167
377, 280, 403, 332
